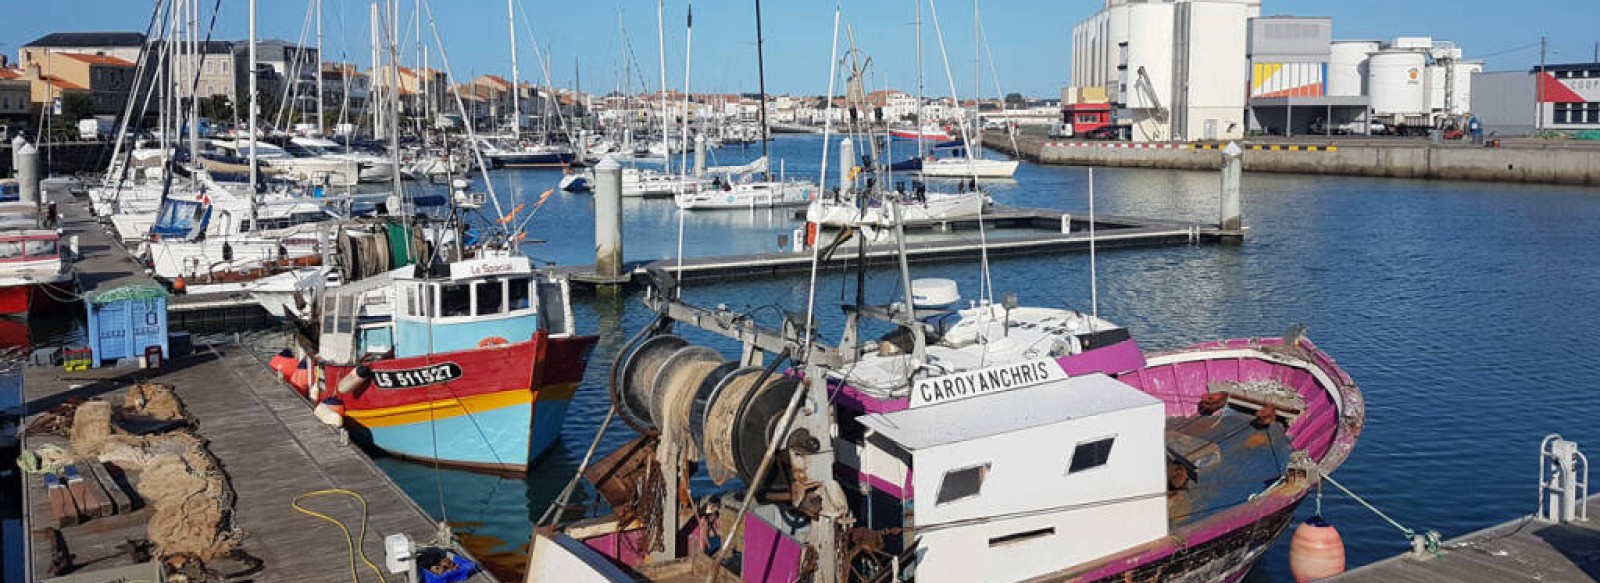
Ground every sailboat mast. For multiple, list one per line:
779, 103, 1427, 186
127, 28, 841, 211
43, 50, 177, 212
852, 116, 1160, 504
656, 0, 668, 170
316, 0, 325, 135
915, 0, 925, 159
506, 0, 520, 135
248, 0, 258, 230
973, 0, 981, 146
754, 0, 770, 180
388, 0, 403, 215
680, 2, 693, 176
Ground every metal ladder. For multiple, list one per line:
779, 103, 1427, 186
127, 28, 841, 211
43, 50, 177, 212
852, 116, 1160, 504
1539, 434, 1589, 523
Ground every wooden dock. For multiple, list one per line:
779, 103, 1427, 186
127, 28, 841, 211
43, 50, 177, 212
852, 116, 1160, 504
20, 344, 495, 582
562, 207, 1220, 287
1330, 497, 1600, 582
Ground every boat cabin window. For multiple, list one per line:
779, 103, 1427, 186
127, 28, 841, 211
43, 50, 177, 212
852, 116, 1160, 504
24, 239, 56, 258
404, 286, 416, 317
508, 277, 531, 311
537, 280, 568, 333
1067, 436, 1115, 474
335, 295, 355, 334
0, 241, 20, 260
476, 280, 505, 315
321, 296, 337, 333
439, 283, 471, 317
936, 463, 989, 505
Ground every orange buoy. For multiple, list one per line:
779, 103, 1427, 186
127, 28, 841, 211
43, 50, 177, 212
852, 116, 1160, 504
172, 276, 186, 294
268, 349, 296, 377
1289, 516, 1346, 582
288, 360, 311, 392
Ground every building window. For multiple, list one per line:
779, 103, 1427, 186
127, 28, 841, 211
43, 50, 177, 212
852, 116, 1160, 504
1067, 436, 1115, 474
936, 463, 989, 505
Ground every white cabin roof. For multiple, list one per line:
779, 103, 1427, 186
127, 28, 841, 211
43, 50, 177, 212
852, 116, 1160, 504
857, 373, 1161, 451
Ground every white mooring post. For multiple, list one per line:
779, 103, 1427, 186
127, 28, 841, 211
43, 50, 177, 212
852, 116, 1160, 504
839, 137, 855, 197
17, 142, 41, 221
694, 134, 706, 177
1539, 434, 1589, 524
594, 157, 624, 279
1220, 141, 1243, 236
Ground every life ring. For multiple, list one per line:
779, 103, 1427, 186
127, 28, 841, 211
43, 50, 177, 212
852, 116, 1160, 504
478, 336, 509, 348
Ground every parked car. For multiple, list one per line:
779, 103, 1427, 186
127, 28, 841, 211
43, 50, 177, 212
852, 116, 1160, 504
1048, 121, 1073, 139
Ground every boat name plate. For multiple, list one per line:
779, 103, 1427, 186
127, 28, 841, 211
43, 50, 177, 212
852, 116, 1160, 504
910, 358, 1067, 408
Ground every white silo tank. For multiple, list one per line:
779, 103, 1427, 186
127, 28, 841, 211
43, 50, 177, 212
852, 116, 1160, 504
1368, 49, 1427, 116
1425, 64, 1447, 112
1451, 61, 1484, 115
1329, 40, 1380, 97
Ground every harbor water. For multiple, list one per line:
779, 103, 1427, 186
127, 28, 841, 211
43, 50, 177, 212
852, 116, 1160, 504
32, 135, 1600, 581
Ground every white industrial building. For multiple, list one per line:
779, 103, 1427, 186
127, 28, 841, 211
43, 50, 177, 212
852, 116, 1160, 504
1070, 0, 1261, 142
1070, 1, 1483, 140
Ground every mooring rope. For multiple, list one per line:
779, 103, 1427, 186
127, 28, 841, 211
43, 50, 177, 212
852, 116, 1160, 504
1323, 473, 1442, 555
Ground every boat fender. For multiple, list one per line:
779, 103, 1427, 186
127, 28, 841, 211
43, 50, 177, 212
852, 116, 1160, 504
478, 336, 509, 348
337, 365, 373, 396
172, 276, 187, 294
1289, 516, 1346, 582
805, 222, 817, 247
288, 360, 311, 391
313, 396, 345, 427
268, 349, 297, 377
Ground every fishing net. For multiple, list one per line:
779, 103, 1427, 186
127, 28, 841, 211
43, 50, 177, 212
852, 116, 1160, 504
123, 382, 185, 421
89, 285, 169, 305
69, 400, 118, 456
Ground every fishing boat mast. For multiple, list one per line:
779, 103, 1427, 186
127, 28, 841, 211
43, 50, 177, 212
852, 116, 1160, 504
247, 0, 258, 231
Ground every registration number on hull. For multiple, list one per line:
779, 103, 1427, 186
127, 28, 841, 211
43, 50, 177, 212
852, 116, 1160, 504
372, 363, 463, 389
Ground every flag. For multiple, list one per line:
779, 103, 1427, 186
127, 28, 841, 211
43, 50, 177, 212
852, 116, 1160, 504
497, 203, 525, 224
687, 4, 693, 28
531, 189, 554, 210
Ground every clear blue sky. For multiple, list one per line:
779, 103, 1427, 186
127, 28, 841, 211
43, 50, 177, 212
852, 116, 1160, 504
4, 0, 1596, 98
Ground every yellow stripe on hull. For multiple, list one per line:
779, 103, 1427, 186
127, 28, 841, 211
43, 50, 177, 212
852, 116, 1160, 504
346, 382, 581, 429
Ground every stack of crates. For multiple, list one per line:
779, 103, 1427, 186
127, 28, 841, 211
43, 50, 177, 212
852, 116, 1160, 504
84, 285, 169, 368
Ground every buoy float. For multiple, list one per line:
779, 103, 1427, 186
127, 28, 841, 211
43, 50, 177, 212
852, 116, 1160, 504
313, 396, 346, 427
288, 360, 311, 392
268, 349, 296, 378
1289, 515, 1346, 582
172, 276, 186, 294
336, 365, 373, 395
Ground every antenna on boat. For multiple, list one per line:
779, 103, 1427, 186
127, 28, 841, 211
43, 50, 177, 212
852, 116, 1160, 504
803, 4, 843, 359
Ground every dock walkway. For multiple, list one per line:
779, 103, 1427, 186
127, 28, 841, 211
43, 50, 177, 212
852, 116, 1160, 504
1330, 497, 1600, 582
562, 207, 1219, 287
22, 345, 494, 582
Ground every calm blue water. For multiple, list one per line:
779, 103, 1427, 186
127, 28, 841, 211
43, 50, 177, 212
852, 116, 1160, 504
45, 134, 1600, 580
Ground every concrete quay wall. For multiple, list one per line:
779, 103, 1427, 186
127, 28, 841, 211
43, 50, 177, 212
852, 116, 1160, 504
988, 134, 1600, 186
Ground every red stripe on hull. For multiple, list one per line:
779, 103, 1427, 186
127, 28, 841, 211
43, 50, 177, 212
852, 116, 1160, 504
318, 331, 597, 412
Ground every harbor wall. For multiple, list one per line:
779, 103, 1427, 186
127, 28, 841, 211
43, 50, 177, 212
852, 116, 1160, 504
988, 134, 1600, 186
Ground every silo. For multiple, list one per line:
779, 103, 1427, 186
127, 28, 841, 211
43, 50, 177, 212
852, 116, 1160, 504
1451, 61, 1484, 114
1328, 40, 1379, 97
1425, 64, 1447, 112
1368, 49, 1427, 116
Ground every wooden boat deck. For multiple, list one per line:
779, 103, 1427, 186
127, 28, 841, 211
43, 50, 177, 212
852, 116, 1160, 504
1330, 497, 1600, 583
21, 344, 496, 581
